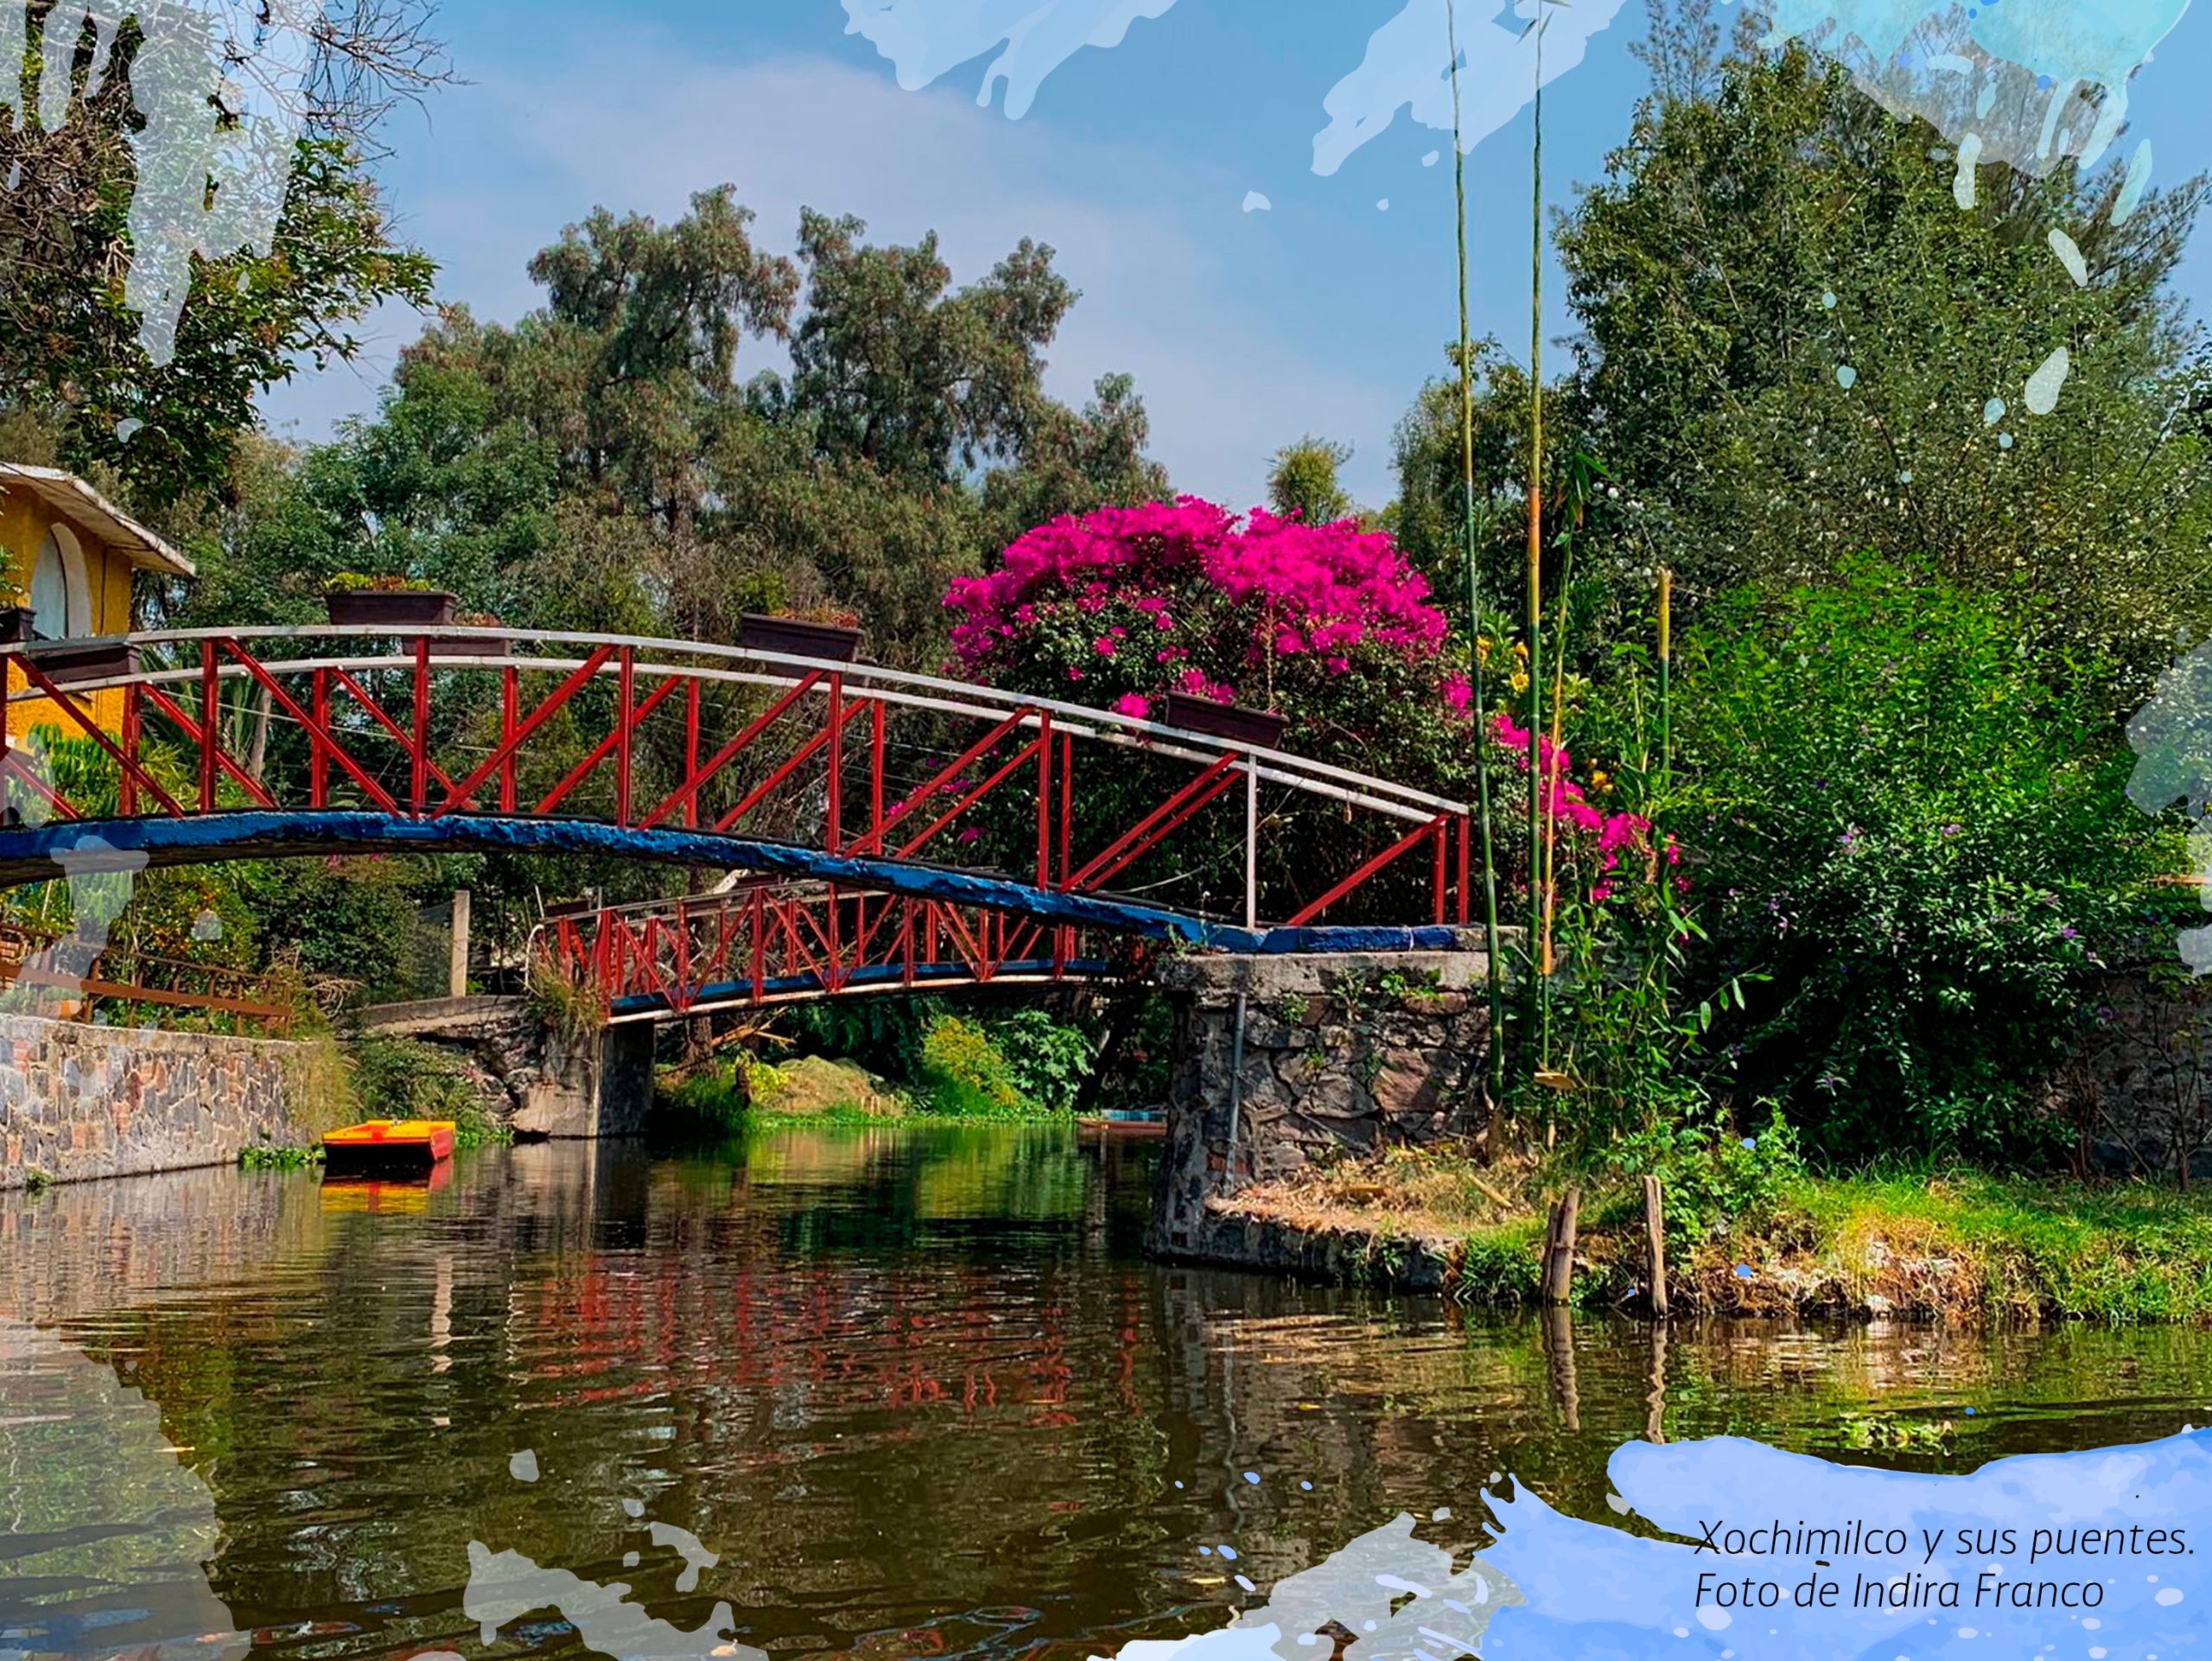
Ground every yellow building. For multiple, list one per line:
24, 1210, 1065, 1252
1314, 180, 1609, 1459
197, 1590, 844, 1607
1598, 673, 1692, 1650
0, 463, 194, 742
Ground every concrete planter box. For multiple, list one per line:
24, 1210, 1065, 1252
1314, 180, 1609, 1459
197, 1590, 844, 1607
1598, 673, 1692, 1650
740, 614, 864, 663
324, 589, 457, 630
28, 638, 140, 685
1163, 690, 1288, 748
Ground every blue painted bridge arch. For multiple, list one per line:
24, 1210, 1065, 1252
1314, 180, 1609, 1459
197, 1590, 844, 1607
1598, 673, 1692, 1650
0, 809, 1470, 958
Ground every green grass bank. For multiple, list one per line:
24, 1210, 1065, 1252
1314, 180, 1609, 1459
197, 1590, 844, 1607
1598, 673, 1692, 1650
1211, 1150, 2212, 1323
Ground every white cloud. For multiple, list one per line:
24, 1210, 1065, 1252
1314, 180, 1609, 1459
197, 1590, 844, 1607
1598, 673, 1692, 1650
261, 29, 1402, 510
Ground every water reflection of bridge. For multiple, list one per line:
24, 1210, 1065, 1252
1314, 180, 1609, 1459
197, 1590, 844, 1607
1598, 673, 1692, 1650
0, 1136, 2009, 1661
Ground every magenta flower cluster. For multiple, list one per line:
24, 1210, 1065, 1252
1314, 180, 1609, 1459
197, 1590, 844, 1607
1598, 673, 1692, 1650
1491, 715, 1681, 901
945, 497, 1446, 679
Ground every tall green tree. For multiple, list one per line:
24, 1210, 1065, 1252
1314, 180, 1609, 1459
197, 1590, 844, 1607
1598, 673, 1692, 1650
788, 209, 1073, 487
1553, 32, 2212, 668
1267, 435, 1354, 525
0, 1, 442, 506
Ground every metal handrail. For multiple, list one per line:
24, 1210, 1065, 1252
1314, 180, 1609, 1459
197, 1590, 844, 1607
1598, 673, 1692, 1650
2, 623, 1472, 826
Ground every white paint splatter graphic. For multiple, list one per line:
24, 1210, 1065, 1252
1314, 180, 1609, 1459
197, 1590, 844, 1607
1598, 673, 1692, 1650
1760, 1, 2188, 179
2024, 344, 2072, 415
838, 0, 1176, 120
1953, 130, 1982, 208
1312, 0, 1631, 177
2048, 227, 2089, 286
0, 0, 334, 367
0, 1319, 246, 1661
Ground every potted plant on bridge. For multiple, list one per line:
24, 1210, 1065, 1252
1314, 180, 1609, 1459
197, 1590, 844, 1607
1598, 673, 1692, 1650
26, 634, 141, 686
324, 573, 457, 630
0, 606, 35, 645
1161, 690, 1289, 749
429, 611, 512, 659
739, 604, 865, 665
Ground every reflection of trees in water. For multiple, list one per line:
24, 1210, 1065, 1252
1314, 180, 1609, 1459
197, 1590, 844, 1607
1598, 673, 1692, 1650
0, 1165, 317, 1325
18, 1136, 2212, 1661
0, 1318, 244, 1661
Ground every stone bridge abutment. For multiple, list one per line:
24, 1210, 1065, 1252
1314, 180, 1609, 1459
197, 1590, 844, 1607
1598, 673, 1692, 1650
1147, 938, 1508, 1266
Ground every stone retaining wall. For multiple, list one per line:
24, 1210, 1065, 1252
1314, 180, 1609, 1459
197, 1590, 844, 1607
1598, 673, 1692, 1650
359, 997, 653, 1139
0, 1014, 316, 1188
1148, 940, 1507, 1258
2057, 968, 2212, 1180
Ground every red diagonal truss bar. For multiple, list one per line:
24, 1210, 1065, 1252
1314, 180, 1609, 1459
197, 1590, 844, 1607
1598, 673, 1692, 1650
637, 672, 821, 832
138, 687, 278, 810
214, 640, 404, 816
328, 668, 460, 796
893, 734, 1044, 862
712, 725, 831, 836
7, 652, 189, 819
0, 747, 80, 822
848, 708, 1035, 857
1286, 812, 1450, 928
1065, 753, 1243, 894
435, 645, 618, 818
537, 672, 684, 818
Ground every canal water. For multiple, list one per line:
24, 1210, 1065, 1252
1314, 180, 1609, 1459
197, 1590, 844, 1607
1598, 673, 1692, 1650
3, 1126, 2210, 1661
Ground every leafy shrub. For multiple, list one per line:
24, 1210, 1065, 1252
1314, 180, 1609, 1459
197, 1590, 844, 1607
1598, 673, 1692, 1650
525, 950, 606, 1045
1607, 1104, 1805, 1244
658, 1061, 746, 1129
346, 1035, 506, 1149
989, 1009, 1094, 1111
736, 1052, 791, 1107
780, 996, 934, 1081
1677, 559, 2160, 1161
916, 1014, 1025, 1117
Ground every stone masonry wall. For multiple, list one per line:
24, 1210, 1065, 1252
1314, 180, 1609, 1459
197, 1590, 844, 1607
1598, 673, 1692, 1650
0, 1013, 314, 1188
1148, 942, 1502, 1258
2056, 969, 2212, 1181
360, 996, 654, 1138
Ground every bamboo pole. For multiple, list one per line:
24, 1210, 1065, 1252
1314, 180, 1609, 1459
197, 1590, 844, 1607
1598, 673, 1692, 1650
1537, 495, 1577, 1052
1643, 1173, 1669, 1319
1541, 1185, 1579, 1302
1447, 0, 1507, 1100
1658, 568, 1674, 791
1524, 3, 1548, 1078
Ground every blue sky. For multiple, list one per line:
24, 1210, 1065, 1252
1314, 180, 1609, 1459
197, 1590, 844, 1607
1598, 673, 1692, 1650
261, 0, 2212, 512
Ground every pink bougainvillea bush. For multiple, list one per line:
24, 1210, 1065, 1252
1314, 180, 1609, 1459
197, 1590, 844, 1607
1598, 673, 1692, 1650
946, 498, 1452, 760
1491, 715, 1677, 904
940, 497, 1664, 913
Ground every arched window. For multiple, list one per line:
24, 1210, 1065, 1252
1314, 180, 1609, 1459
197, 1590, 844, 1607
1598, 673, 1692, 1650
28, 527, 88, 640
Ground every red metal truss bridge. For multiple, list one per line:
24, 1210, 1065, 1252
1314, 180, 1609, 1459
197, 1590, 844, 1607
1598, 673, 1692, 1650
0, 625, 1483, 1018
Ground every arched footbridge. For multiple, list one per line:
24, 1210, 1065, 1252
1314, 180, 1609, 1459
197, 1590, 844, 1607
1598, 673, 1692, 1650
0, 624, 1486, 1021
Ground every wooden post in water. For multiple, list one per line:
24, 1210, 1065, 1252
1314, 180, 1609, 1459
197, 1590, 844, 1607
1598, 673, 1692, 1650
1643, 1174, 1669, 1319
1543, 1303, 1580, 1431
448, 889, 471, 1001
1541, 1187, 1580, 1303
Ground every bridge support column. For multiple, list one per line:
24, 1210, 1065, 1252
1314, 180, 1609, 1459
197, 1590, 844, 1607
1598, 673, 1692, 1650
513, 1020, 655, 1140
1147, 938, 1510, 1261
